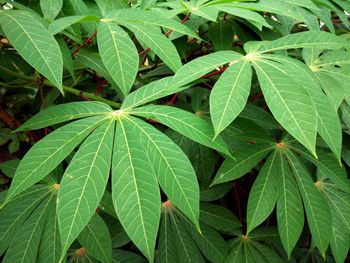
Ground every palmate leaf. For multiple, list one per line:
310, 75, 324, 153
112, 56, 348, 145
58, 118, 115, 258
276, 150, 304, 258
5, 115, 110, 203
77, 213, 112, 263
97, 21, 139, 97
285, 149, 332, 255
118, 115, 200, 229
3, 192, 55, 263
16, 101, 113, 132
0, 10, 63, 91
247, 150, 279, 234
40, 0, 63, 20
212, 143, 274, 185
210, 59, 252, 136
112, 116, 161, 262
130, 105, 231, 156
253, 58, 317, 157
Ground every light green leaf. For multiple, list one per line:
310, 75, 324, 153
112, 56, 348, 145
121, 22, 181, 72
49, 15, 100, 35
315, 50, 350, 68
6, 115, 110, 203
40, 0, 63, 20
170, 51, 243, 89
130, 105, 231, 156
121, 115, 200, 228
78, 213, 112, 263
0, 185, 50, 256
200, 202, 241, 233
0, 10, 63, 91
3, 193, 55, 263
210, 59, 252, 136
212, 143, 274, 185
256, 31, 350, 53
37, 198, 62, 263
157, 210, 178, 263
58, 118, 115, 257
247, 150, 279, 233
285, 149, 332, 255
253, 58, 317, 157
16, 101, 112, 132
112, 117, 161, 262
98, 21, 139, 97
276, 150, 304, 258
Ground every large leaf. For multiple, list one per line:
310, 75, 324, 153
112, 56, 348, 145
97, 21, 139, 97
276, 150, 304, 258
16, 101, 113, 132
130, 105, 231, 156
247, 150, 279, 233
40, 0, 63, 20
77, 213, 112, 263
57, 118, 115, 257
157, 210, 178, 263
123, 115, 200, 228
170, 51, 243, 88
253, 58, 317, 157
212, 143, 274, 185
49, 15, 100, 35
256, 31, 350, 53
3, 193, 55, 263
112, 116, 161, 262
210, 59, 252, 136
208, 19, 235, 51
285, 149, 332, 255
5, 115, 110, 203
0, 10, 63, 91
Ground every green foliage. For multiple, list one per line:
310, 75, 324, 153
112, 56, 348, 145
0, 0, 349, 262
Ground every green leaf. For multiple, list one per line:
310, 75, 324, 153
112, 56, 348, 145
250, 240, 285, 263
157, 210, 178, 263
170, 51, 243, 89
208, 19, 235, 51
16, 101, 112, 131
49, 15, 100, 35
247, 150, 279, 233
57, 118, 115, 257
56, 35, 75, 79
200, 182, 232, 201
210, 59, 252, 136
6, 115, 110, 203
0, 185, 50, 256
276, 150, 304, 258
3, 193, 55, 263
285, 149, 332, 255
212, 143, 274, 185
112, 249, 147, 263
37, 198, 62, 263
69, 0, 96, 37
253, 58, 317, 157
97, 21, 139, 97
40, 0, 63, 20
0, 159, 20, 178
130, 105, 231, 156
225, 240, 243, 263
0, 10, 63, 91
256, 31, 350, 53
78, 213, 112, 263
112, 116, 161, 262
168, 211, 205, 263
200, 202, 241, 233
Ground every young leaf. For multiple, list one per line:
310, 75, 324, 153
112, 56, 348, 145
97, 21, 139, 97
5, 115, 110, 203
212, 143, 274, 185
276, 150, 304, 258
210, 59, 252, 136
58, 118, 115, 258
78, 213, 112, 263
40, 0, 63, 21
112, 116, 161, 262
285, 149, 332, 255
247, 150, 279, 234
130, 105, 231, 156
253, 59, 317, 157
16, 101, 112, 132
0, 10, 63, 91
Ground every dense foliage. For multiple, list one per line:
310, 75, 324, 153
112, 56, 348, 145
0, 0, 350, 262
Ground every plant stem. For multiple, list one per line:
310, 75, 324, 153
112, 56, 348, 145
71, 31, 97, 57
0, 65, 121, 109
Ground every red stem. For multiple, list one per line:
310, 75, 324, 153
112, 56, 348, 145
248, 93, 263, 102
234, 181, 243, 232
200, 67, 227, 79
167, 92, 179, 106
71, 31, 97, 57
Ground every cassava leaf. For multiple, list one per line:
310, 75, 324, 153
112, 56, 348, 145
40, 0, 63, 21
49, 15, 100, 35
